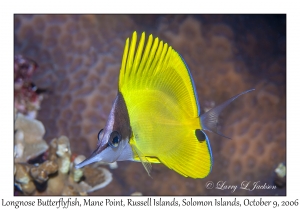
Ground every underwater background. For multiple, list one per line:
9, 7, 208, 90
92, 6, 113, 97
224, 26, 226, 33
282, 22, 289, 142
14, 14, 286, 195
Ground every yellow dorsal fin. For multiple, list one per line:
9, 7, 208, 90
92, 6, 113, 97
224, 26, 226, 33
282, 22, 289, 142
119, 31, 200, 118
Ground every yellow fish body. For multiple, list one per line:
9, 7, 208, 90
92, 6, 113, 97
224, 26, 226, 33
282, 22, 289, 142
76, 31, 254, 179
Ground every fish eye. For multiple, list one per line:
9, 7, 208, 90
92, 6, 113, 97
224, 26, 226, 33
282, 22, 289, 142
108, 131, 121, 148
97, 129, 104, 141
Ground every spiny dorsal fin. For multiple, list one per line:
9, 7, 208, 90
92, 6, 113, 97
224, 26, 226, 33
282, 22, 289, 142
119, 31, 200, 118
119, 32, 170, 88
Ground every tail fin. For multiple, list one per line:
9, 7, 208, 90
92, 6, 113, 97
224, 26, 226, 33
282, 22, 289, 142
200, 89, 255, 139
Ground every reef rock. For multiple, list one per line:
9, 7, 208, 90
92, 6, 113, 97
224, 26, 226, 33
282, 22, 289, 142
14, 113, 48, 163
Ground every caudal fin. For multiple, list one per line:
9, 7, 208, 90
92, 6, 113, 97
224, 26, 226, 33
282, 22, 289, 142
200, 89, 255, 139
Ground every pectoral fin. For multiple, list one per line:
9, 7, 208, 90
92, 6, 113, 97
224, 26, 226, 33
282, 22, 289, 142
132, 144, 152, 177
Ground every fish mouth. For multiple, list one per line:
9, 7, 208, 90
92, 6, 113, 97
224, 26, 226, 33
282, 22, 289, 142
75, 153, 101, 169
75, 143, 108, 169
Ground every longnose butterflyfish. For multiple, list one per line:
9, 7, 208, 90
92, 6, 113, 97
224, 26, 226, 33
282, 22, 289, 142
75, 31, 254, 178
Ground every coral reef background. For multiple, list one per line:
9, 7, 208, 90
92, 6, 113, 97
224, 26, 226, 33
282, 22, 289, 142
14, 14, 286, 195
